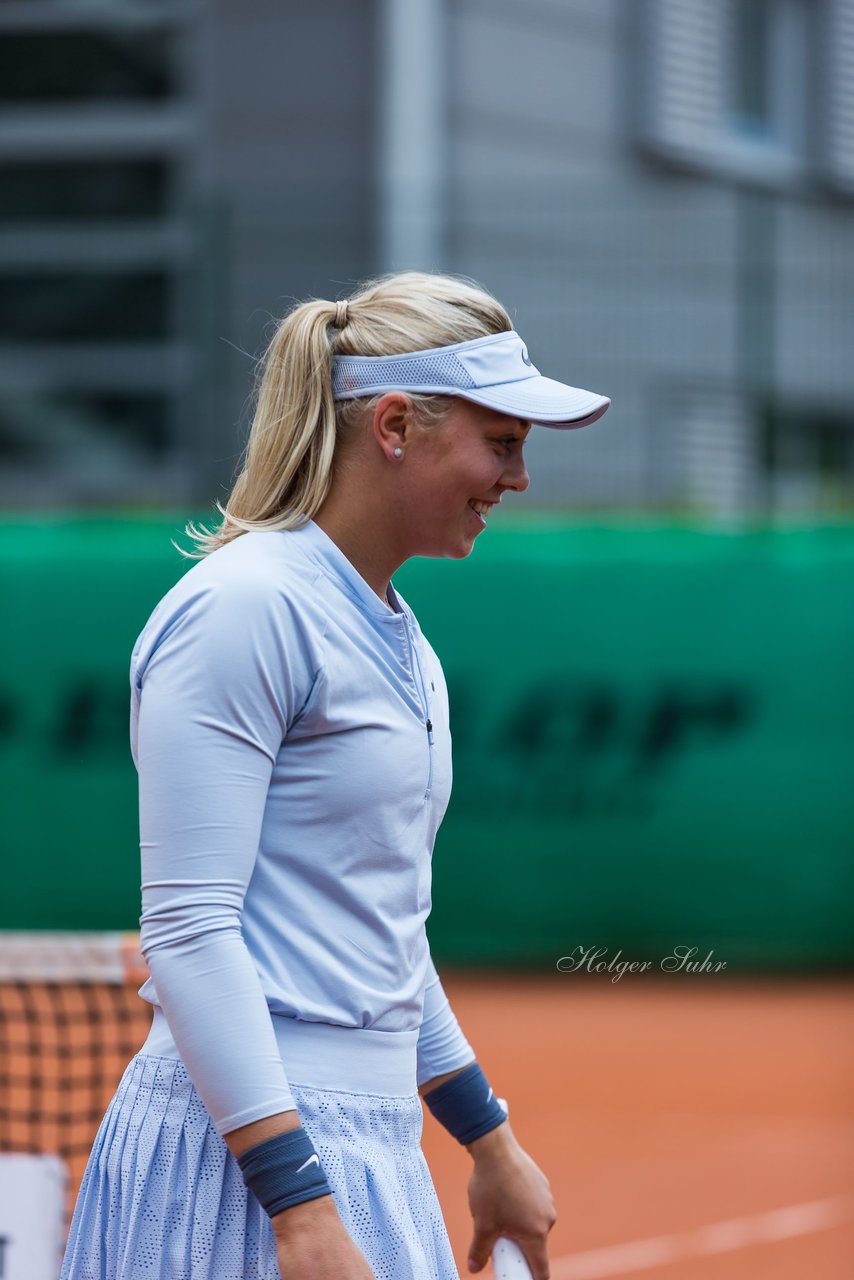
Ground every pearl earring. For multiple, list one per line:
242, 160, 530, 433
393, 447, 403, 458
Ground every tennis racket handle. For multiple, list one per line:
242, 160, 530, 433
492, 1236, 533, 1278
490, 1099, 534, 1277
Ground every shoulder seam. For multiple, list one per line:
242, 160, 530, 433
289, 568, 329, 726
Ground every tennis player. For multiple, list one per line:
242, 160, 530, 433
60, 271, 609, 1280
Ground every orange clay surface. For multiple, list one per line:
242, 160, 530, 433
421, 972, 854, 1280
29, 970, 853, 1275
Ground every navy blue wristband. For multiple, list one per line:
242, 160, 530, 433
423, 1062, 507, 1145
236, 1127, 333, 1217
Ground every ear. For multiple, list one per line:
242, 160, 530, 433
371, 393, 414, 462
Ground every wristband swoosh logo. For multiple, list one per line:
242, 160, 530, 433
486, 1088, 494, 1103
296, 1154, 320, 1173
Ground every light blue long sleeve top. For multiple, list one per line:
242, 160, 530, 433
131, 520, 475, 1136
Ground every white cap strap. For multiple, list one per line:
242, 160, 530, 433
333, 331, 536, 398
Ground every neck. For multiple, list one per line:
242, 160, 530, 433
312, 495, 405, 610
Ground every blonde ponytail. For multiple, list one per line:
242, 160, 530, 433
180, 271, 512, 558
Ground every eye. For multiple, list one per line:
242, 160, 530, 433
492, 437, 519, 452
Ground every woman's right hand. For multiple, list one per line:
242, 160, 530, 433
273, 1194, 377, 1279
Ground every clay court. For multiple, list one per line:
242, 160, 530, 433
421, 972, 854, 1279
3, 961, 852, 1278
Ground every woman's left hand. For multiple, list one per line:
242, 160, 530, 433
464, 1120, 557, 1278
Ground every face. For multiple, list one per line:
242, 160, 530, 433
400, 399, 531, 559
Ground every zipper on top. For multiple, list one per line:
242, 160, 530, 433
404, 620, 434, 799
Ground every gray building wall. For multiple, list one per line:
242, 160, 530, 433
1, 0, 852, 518
444, 0, 854, 515
0, 1, 379, 507
193, 2, 379, 494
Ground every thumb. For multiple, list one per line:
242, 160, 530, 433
467, 1230, 497, 1274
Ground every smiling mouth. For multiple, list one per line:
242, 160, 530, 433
468, 499, 495, 527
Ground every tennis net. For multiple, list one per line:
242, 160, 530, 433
0, 931, 152, 1224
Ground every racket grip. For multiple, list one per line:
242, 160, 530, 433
492, 1236, 534, 1279
490, 1099, 534, 1279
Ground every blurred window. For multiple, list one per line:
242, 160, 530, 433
0, 391, 170, 462
0, 387, 178, 505
0, 6, 198, 506
726, 0, 807, 156
637, 0, 812, 186
0, 273, 170, 343
0, 161, 172, 222
731, 0, 774, 135
0, 32, 174, 103
760, 404, 854, 515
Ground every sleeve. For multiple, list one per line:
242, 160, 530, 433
134, 571, 318, 1137
416, 951, 476, 1087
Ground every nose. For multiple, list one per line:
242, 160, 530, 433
501, 448, 530, 493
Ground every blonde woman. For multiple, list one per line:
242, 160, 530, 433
60, 272, 609, 1280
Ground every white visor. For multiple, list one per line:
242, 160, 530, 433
331, 330, 610, 429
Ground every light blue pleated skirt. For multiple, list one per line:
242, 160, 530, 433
60, 1053, 460, 1280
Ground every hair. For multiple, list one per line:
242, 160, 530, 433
179, 271, 512, 558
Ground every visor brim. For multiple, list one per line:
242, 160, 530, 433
451, 375, 610, 430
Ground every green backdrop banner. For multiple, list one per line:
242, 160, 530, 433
2, 517, 852, 970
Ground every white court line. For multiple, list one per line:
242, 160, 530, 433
548, 1195, 854, 1280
